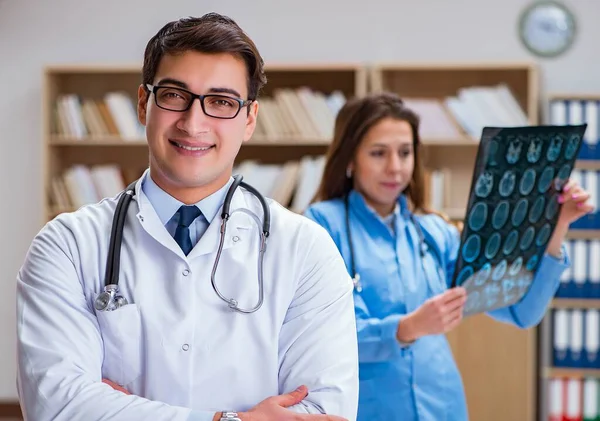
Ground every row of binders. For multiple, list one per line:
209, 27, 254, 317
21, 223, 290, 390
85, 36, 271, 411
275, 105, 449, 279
548, 377, 600, 421
569, 169, 600, 230
553, 309, 600, 369
550, 99, 600, 160
557, 240, 600, 299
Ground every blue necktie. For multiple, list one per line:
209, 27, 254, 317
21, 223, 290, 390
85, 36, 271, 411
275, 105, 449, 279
174, 205, 202, 255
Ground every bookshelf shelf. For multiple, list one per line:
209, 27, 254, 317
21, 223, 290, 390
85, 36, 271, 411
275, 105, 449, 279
566, 230, 600, 240
551, 299, 600, 309
543, 367, 600, 379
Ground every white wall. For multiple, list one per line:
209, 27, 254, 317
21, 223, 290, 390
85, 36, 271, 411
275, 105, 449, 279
0, 0, 597, 399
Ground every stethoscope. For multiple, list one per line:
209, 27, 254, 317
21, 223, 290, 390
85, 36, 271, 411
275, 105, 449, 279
94, 174, 270, 314
344, 194, 442, 293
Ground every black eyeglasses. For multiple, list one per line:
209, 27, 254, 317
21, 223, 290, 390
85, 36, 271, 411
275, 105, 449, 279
145, 84, 253, 119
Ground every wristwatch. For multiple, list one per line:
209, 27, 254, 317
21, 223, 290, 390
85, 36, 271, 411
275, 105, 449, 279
220, 412, 241, 421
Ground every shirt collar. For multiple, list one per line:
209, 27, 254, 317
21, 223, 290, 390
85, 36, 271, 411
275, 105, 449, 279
347, 189, 410, 221
141, 171, 233, 226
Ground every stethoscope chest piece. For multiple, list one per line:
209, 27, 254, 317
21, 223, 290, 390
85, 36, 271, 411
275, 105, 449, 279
94, 284, 128, 312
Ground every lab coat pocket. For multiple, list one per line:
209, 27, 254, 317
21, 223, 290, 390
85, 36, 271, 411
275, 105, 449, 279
96, 304, 142, 387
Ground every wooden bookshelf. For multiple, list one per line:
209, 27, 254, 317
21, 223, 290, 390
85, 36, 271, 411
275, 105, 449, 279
537, 93, 600, 421
43, 63, 367, 221
43, 61, 547, 421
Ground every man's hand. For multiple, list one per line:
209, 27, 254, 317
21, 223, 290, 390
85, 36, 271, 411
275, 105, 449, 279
233, 385, 348, 421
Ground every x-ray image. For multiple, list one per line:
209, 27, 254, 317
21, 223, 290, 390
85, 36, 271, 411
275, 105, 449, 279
451, 124, 587, 316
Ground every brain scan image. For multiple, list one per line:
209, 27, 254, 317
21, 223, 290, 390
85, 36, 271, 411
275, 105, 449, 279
506, 136, 522, 164
565, 134, 581, 160
509, 256, 523, 276
462, 234, 481, 263
475, 172, 494, 198
536, 223, 552, 247
485, 233, 501, 260
473, 262, 492, 286
502, 230, 519, 256
451, 124, 587, 316
529, 196, 545, 224
457, 265, 475, 286
519, 168, 537, 196
499, 170, 516, 197
526, 254, 539, 271
520, 226, 535, 250
492, 259, 507, 281
468, 202, 487, 231
492, 201, 510, 230
487, 139, 500, 167
554, 164, 572, 191
511, 198, 528, 227
546, 134, 563, 162
527, 136, 543, 163
538, 167, 555, 193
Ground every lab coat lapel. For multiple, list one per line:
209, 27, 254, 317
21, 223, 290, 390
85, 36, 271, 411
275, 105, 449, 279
133, 177, 186, 257
188, 187, 254, 259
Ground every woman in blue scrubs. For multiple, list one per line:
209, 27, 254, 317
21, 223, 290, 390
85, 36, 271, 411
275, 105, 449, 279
304, 92, 594, 421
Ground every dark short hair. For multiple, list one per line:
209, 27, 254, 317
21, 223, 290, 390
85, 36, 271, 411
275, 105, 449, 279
313, 92, 427, 211
142, 12, 267, 100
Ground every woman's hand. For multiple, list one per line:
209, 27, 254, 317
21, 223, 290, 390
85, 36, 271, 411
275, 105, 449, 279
546, 179, 595, 257
396, 287, 467, 343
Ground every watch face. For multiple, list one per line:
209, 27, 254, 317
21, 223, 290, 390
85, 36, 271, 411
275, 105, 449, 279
518, 1, 576, 57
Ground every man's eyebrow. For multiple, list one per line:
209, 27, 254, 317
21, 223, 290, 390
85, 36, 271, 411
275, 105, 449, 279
154, 80, 243, 99
156, 78, 188, 89
207, 87, 242, 98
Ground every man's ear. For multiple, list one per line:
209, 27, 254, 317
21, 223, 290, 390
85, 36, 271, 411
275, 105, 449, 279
243, 100, 259, 142
137, 84, 149, 126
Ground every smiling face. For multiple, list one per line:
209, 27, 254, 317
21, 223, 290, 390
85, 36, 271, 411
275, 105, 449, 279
137, 50, 258, 204
349, 117, 415, 216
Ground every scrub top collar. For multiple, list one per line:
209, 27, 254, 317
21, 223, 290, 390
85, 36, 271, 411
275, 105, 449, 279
347, 189, 411, 223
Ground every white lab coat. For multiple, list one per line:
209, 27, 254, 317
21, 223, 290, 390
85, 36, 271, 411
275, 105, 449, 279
16, 176, 359, 421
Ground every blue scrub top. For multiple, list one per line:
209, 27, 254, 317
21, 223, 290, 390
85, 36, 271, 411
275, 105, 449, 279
304, 190, 569, 421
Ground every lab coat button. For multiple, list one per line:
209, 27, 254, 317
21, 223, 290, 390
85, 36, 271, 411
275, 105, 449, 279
182, 269, 190, 276
182, 344, 190, 351
232, 235, 240, 242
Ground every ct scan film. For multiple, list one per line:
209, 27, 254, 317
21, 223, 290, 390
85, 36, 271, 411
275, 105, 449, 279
451, 124, 587, 316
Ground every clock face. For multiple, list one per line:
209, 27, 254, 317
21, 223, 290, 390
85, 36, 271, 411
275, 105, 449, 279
519, 1, 576, 57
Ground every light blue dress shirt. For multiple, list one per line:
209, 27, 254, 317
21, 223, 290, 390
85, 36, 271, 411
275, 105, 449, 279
16, 169, 359, 421
305, 190, 569, 421
142, 174, 233, 248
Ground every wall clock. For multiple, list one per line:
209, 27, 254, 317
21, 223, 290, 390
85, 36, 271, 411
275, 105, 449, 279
518, 1, 577, 58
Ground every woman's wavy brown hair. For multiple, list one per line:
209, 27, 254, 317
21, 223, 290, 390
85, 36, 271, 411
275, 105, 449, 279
312, 92, 454, 224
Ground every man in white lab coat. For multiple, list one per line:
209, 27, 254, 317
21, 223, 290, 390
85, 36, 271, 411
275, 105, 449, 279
16, 12, 359, 421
